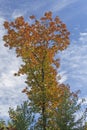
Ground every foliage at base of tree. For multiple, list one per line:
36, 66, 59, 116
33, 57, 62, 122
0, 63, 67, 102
8, 101, 34, 130
0, 90, 86, 130
49, 86, 85, 130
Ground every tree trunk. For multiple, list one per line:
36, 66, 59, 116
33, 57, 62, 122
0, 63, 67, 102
42, 65, 46, 130
42, 102, 46, 130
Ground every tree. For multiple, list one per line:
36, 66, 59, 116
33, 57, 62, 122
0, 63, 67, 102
0, 119, 17, 130
84, 122, 87, 130
0, 119, 6, 130
8, 101, 34, 130
3, 11, 70, 130
49, 85, 85, 130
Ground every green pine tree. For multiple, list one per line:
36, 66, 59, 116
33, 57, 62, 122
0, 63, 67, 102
8, 101, 34, 130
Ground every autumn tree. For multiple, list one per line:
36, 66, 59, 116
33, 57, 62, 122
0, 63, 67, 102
3, 11, 70, 130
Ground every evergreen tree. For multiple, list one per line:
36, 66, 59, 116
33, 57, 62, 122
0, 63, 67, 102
8, 101, 34, 130
50, 85, 86, 130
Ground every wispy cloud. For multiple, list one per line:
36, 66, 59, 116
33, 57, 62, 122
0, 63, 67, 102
52, 0, 79, 12
0, 16, 27, 119
59, 32, 87, 96
12, 9, 26, 19
57, 71, 68, 84
11, 0, 80, 20
79, 32, 87, 43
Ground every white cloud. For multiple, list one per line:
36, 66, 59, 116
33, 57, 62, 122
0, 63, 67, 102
57, 71, 67, 84
12, 9, 26, 19
11, 0, 80, 20
79, 32, 87, 43
59, 32, 87, 96
52, 0, 79, 12
11, 1, 47, 19
0, 16, 27, 119
80, 32, 87, 36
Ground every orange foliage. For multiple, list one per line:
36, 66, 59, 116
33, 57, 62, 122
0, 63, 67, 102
3, 11, 70, 129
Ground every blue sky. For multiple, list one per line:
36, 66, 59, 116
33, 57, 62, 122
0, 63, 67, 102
0, 0, 87, 119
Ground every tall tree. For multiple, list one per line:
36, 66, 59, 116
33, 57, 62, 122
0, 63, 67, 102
3, 11, 70, 130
